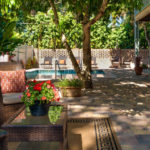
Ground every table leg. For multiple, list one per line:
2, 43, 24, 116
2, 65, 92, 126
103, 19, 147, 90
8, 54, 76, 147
0, 136, 8, 150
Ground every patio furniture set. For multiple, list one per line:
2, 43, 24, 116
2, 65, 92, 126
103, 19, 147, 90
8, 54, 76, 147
0, 62, 68, 150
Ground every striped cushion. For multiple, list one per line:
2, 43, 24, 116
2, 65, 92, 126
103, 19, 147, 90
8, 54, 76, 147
0, 70, 26, 94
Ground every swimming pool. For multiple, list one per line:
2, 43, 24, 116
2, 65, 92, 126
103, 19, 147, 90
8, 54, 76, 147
26, 69, 105, 79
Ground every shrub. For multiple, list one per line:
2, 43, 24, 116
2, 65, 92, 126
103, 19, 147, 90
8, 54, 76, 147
56, 79, 83, 88
142, 64, 148, 69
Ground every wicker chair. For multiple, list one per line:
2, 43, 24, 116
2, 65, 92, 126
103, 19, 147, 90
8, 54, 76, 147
0, 94, 23, 126
0, 129, 8, 150
0, 62, 24, 71
0, 62, 24, 126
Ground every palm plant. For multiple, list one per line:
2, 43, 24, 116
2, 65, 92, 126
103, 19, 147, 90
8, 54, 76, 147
0, 21, 22, 55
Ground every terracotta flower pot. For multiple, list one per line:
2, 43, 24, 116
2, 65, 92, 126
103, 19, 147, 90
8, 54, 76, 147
134, 66, 143, 75
60, 87, 81, 97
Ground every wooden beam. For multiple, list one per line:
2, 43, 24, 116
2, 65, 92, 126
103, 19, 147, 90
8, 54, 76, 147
136, 5, 150, 21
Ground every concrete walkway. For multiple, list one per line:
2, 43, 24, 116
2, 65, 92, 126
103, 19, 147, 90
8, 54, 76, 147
62, 69, 150, 150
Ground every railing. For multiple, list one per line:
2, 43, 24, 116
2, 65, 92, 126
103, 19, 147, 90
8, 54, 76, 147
55, 60, 62, 79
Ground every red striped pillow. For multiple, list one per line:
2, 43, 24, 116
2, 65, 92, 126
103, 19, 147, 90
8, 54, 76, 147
0, 70, 26, 94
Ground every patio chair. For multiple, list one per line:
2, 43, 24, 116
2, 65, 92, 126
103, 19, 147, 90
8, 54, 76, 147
111, 56, 120, 68
91, 57, 98, 69
41, 57, 52, 69
58, 56, 67, 69
0, 62, 25, 126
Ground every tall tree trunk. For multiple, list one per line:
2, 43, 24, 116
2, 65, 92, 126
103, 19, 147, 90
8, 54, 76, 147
82, 25, 93, 88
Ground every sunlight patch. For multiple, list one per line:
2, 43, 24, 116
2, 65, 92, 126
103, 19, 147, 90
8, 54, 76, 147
119, 82, 147, 87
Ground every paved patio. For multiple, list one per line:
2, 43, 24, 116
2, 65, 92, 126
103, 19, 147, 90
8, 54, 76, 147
7, 68, 150, 150
61, 69, 150, 150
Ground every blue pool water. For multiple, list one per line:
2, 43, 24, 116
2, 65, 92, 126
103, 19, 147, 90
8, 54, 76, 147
26, 69, 105, 79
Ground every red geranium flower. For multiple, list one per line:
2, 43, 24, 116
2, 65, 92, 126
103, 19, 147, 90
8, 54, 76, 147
41, 96, 46, 100
46, 80, 51, 85
34, 86, 42, 91
47, 84, 51, 89
26, 85, 29, 89
35, 82, 44, 87
26, 92, 31, 97
33, 79, 37, 83
51, 84, 55, 89
21, 80, 60, 106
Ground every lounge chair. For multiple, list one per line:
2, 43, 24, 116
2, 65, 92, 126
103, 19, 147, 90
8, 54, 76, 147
41, 57, 52, 69
58, 56, 67, 69
111, 56, 120, 68
91, 57, 98, 69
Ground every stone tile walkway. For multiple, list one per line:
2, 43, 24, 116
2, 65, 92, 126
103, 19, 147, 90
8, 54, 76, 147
61, 69, 150, 150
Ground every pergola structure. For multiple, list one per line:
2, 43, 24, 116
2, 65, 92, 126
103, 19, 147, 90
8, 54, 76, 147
134, 0, 150, 57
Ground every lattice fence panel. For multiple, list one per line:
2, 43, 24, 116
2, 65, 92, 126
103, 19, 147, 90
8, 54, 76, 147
91, 49, 111, 58
55, 49, 68, 57
139, 50, 149, 59
40, 49, 55, 58
120, 49, 135, 62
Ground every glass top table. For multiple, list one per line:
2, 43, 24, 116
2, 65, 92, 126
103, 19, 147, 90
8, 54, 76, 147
10, 105, 66, 126
2, 104, 67, 150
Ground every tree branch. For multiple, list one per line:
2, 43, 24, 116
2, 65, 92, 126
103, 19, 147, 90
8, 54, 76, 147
62, 34, 82, 79
49, 0, 82, 79
82, 5, 90, 25
49, 0, 59, 25
86, 0, 108, 27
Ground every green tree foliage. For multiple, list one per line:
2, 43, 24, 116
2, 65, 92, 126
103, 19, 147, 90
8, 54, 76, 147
0, 0, 23, 54
0, 21, 22, 54
0, 0, 20, 14
106, 15, 135, 49
91, 19, 110, 49
22, 10, 148, 50
22, 10, 82, 49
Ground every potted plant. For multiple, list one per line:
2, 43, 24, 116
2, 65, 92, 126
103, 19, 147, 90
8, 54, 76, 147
21, 80, 60, 116
0, 21, 22, 62
134, 57, 143, 75
56, 79, 83, 97
142, 64, 148, 69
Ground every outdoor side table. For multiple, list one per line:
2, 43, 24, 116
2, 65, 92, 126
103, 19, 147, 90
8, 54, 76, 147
2, 104, 67, 150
